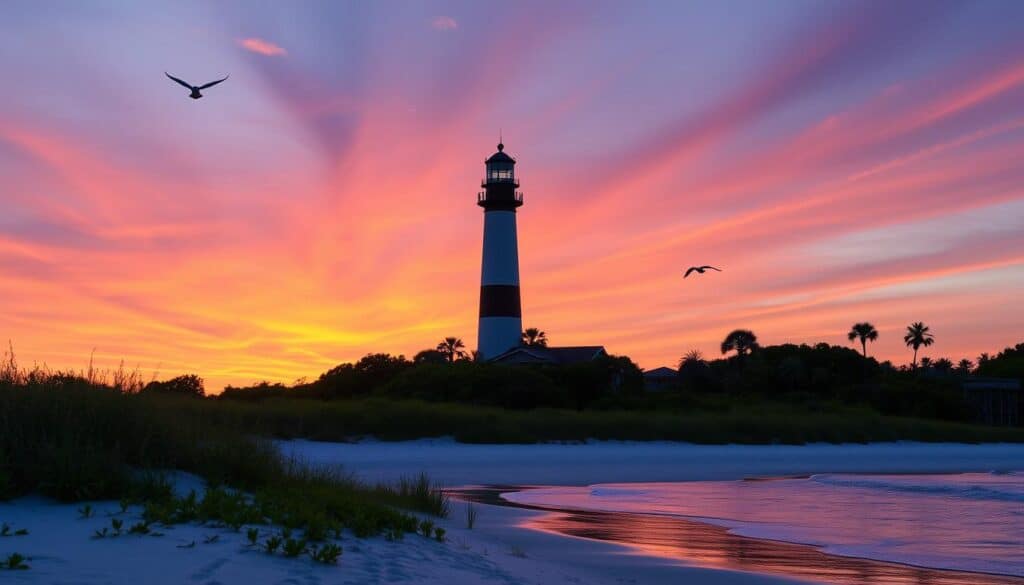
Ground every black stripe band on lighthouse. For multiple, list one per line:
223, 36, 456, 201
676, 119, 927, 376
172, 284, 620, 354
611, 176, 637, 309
477, 142, 524, 360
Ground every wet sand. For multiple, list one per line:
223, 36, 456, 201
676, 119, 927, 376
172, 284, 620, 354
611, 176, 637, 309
455, 486, 1024, 585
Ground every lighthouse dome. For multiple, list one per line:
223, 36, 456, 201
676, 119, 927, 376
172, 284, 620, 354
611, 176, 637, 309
485, 142, 515, 164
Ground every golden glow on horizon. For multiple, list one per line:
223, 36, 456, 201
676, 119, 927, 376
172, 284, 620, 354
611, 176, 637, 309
1, 4, 1023, 391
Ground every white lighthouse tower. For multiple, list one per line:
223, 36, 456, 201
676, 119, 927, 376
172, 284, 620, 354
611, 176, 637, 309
477, 142, 524, 360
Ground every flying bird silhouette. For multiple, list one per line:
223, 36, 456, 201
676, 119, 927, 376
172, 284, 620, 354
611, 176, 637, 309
165, 72, 229, 99
684, 265, 722, 278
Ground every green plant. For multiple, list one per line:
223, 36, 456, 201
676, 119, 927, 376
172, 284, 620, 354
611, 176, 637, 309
127, 521, 151, 535
263, 535, 282, 554
246, 527, 259, 547
92, 527, 109, 539
392, 473, 449, 518
110, 518, 123, 536
2, 553, 29, 570
282, 537, 307, 558
418, 519, 435, 538
0, 523, 28, 537
78, 504, 93, 519
433, 527, 446, 542
309, 542, 342, 564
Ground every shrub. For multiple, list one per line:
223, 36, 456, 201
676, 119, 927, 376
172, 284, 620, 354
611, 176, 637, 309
141, 374, 205, 398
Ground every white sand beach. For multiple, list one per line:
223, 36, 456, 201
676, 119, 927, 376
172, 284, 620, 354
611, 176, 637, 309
3, 441, 1023, 584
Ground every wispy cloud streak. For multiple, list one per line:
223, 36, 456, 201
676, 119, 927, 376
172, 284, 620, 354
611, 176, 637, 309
0, 1, 1022, 389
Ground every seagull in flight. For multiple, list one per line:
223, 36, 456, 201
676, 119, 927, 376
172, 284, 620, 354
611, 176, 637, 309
684, 265, 722, 278
165, 72, 229, 99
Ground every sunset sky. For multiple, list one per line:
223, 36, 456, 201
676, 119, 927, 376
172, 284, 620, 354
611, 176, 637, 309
1, 1, 1023, 390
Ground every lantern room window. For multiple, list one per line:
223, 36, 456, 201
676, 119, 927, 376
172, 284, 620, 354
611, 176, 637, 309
488, 168, 514, 181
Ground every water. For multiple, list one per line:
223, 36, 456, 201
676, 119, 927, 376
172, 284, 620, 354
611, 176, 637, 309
504, 472, 1024, 578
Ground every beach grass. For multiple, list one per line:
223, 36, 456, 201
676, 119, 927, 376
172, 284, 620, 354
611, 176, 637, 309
192, 396, 1024, 444
0, 368, 447, 542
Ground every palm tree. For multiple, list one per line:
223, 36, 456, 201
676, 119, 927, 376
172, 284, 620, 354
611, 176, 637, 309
721, 329, 758, 365
847, 322, 879, 358
436, 337, 467, 363
677, 349, 704, 371
932, 357, 953, 373
903, 322, 934, 369
957, 358, 974, 375
521, 328, 548, 347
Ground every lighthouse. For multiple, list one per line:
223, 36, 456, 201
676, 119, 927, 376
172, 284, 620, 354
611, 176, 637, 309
477, 142, 524, 360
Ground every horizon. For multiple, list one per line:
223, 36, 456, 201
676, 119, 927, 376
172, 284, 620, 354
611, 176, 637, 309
2, 1, 1024, 391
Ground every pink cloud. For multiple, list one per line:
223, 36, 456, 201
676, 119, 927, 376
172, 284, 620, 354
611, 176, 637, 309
430, 16, 457, 31
238, 37, 287, 57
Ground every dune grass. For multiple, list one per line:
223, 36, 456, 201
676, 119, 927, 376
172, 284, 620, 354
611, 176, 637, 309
188, 396, 1024, 444
0, 365, 448, 546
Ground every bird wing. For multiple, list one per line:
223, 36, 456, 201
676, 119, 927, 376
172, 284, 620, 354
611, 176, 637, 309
684, 267, 697, 278
165, 72, 194, 89
198, 75, 229, 90
702, 266, 722, 272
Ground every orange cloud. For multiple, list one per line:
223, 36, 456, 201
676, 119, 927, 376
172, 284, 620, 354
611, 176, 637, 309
238, 37, 287, 57
2, 4, 1023, 392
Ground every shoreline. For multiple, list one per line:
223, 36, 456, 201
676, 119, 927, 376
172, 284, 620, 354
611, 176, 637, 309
456, 486, 1024, 585
6, 441, 1023, 584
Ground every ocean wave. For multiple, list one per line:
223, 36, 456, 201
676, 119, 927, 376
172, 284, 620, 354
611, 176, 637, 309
589, 487, 650, 497
810, 474, 1024, 502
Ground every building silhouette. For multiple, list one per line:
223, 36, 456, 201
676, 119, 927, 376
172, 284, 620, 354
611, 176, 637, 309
476, 142, 524, 360
475, 141, 608, 366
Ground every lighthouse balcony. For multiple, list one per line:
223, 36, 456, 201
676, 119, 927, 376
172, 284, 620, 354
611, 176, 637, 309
478, 191, 524, 205
481, 178, 520, 188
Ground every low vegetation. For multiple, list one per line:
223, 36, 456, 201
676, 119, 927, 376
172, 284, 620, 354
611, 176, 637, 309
0, 353, 450, 566
2, 553, 29, 570
0, 334, 1021, 569
199, 335, 1024, 443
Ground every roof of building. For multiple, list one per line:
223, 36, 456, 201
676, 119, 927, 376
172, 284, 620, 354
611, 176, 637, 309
485, 142, 515, 164
489, 345, 606, 365
643, 366, 678, 379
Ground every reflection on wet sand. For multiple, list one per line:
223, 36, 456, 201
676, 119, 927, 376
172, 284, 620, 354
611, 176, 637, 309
527, 508, 1024, 585
455, 487, 1024, 585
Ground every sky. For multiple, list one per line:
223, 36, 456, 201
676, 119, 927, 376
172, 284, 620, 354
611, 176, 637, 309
1, 1, 1023, 391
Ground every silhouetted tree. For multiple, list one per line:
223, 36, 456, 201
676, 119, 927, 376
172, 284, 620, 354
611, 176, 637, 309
847, 322, 879, 358
677, 349, 704, 371
957, 358, 974, 375
413, 349, 448, 365
903, 322, 934, 369
721, 329, 759, 366
975, 343, 1024, 380
919, 356, 933, 369
521, 328, 548, 347
436, 337, 467, 363
354, 353, 410, 386
676, 349, 715, 391
141, 374, 205, 398
932, 357, 954, 373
